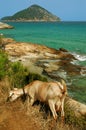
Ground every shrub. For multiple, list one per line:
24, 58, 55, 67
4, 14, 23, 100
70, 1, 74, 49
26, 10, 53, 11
64, 103, 86, 129
8, 61, 47, 89
0, 49, 47, 88
8, 61, 28, 88
0, 51, 9, 80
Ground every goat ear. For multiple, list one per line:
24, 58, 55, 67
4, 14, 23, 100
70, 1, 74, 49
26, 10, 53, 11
61, 79, 66, 86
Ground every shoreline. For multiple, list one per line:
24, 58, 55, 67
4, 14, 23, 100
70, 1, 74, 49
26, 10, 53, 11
1, 20, 86, 23
1, 38, 85, 104
0, 37, 86, 129
0, 22, 86, 55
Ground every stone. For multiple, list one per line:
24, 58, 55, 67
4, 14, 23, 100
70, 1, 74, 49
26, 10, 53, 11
0, 22, 13, 29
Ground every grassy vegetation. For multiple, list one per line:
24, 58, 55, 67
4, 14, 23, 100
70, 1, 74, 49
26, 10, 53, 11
65, 102, 86, 130
0, 50, 47, 88
8, 61, 47, 89
0, 50, 9, 80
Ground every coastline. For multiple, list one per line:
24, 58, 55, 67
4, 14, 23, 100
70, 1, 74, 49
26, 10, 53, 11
2, 38, 85, 104
0, 22, 86, 55
0, 22, 14, 29
0, 37, 86, 130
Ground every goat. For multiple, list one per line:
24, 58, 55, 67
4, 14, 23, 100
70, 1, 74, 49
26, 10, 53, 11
8, 80, 67, 121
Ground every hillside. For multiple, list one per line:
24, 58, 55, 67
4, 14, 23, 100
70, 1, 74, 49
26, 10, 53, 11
0, 38, 86, 130
1, 4, 60, 22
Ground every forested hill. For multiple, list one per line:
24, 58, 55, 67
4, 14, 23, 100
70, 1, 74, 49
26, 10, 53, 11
1, 4, 60, 22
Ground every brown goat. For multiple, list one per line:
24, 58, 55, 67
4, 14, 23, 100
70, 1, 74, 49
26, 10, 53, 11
8, 80, 67, 121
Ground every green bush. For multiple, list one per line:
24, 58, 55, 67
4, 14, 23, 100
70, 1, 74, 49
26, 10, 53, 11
8, 61, 47, 88
0, 51, 9, 80
8, 61, 28, 88
0, 50, 47, 88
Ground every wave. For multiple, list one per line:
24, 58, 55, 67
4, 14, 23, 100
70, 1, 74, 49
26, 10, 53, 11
72, 53, 86, 61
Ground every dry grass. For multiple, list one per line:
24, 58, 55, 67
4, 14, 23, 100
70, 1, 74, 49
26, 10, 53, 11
0, 77, 10, 104
0, 77, 85, 130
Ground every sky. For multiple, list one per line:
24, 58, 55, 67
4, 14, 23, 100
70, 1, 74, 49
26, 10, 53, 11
0, 0, 86, 21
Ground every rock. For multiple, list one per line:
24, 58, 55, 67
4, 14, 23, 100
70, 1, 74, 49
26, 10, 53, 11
0, 22, 13, 29
4, 41, 62, 58
4, 38, 85, 78
65, 96, 86, 117
59, 48, 68, 52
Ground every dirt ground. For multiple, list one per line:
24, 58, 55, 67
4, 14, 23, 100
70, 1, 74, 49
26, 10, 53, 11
0, 97, 82, 130
0, 99, 44, 130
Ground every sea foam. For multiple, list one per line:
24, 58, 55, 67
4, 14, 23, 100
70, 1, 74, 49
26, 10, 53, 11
72, 53, 86, 61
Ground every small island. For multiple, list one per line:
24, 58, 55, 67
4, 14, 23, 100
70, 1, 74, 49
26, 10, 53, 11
1, 4, 60, 22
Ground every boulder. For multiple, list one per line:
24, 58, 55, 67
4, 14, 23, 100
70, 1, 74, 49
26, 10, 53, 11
65, 96, 86, 117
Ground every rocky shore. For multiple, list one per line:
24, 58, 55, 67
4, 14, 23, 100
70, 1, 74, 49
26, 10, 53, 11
0, 38, 86, 130
0, 22, 13, 29
0, 38, 86, 128
4, 38, 86, 79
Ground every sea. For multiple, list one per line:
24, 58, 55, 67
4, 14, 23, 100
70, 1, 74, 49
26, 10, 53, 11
0, 21, 86, 104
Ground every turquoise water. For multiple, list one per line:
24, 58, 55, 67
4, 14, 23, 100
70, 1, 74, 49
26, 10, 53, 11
0, 22, 86, 103
0, 22, 86, 54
